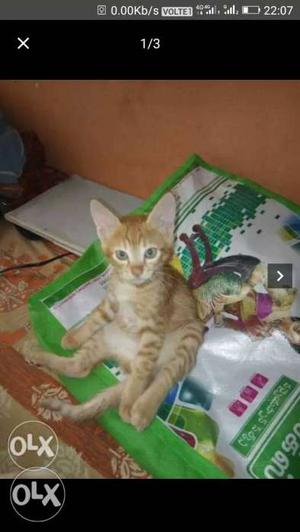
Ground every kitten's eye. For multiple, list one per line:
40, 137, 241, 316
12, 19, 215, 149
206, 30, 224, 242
144, 247, 158, 259
115, 250, 128, 261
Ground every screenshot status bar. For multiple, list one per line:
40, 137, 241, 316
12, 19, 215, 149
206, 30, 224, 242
97, 3, 297, 19
0, 1, 299, 20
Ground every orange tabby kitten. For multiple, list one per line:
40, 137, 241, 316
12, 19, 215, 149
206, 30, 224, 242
24, 193, 204, 431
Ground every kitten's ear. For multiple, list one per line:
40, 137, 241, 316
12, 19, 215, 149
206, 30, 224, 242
147, 193, 176, 243
90, 199, 121, 243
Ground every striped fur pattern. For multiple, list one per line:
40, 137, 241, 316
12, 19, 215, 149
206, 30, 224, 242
23, 193, 204, 431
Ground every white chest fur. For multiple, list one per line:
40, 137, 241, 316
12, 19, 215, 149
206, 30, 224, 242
103, 281, 179, 369
115, 283, 142, 333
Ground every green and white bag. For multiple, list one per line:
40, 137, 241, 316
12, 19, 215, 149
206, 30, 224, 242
29, 154, 300, 479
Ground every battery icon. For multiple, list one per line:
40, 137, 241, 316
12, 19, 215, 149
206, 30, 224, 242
242, 6, 261, 14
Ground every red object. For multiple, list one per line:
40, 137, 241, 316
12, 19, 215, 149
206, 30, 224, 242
172, 427, 197, 448
240, 385, 258, 403
251, 373, 269, 388
229, 400, 248, 417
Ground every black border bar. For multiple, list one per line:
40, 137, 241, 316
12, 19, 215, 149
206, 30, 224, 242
0, 20, 299, 79
1, 477, 297, 525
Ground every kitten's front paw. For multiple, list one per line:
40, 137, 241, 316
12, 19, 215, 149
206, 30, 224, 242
119, 400, 132, 424
130, 399, 155, 432
21, 340, 46, 367
119, 381, 140, 424
61, 331, 80, 350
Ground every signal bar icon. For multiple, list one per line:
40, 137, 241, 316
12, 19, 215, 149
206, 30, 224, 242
206, 6, 217, 14
196, 5, 219, 15
224, 4, 238, 15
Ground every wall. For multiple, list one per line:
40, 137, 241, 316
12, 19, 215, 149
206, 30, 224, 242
0, 80, 299, 202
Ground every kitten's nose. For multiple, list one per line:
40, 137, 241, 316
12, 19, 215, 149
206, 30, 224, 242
131, 265, 144, 277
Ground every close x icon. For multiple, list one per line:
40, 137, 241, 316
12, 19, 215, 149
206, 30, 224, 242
17, 36, 30, 50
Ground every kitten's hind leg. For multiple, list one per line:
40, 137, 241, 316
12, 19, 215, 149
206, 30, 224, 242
40, 381, 125, 422
131, 319, 204, 431
21, 330, 110, 378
